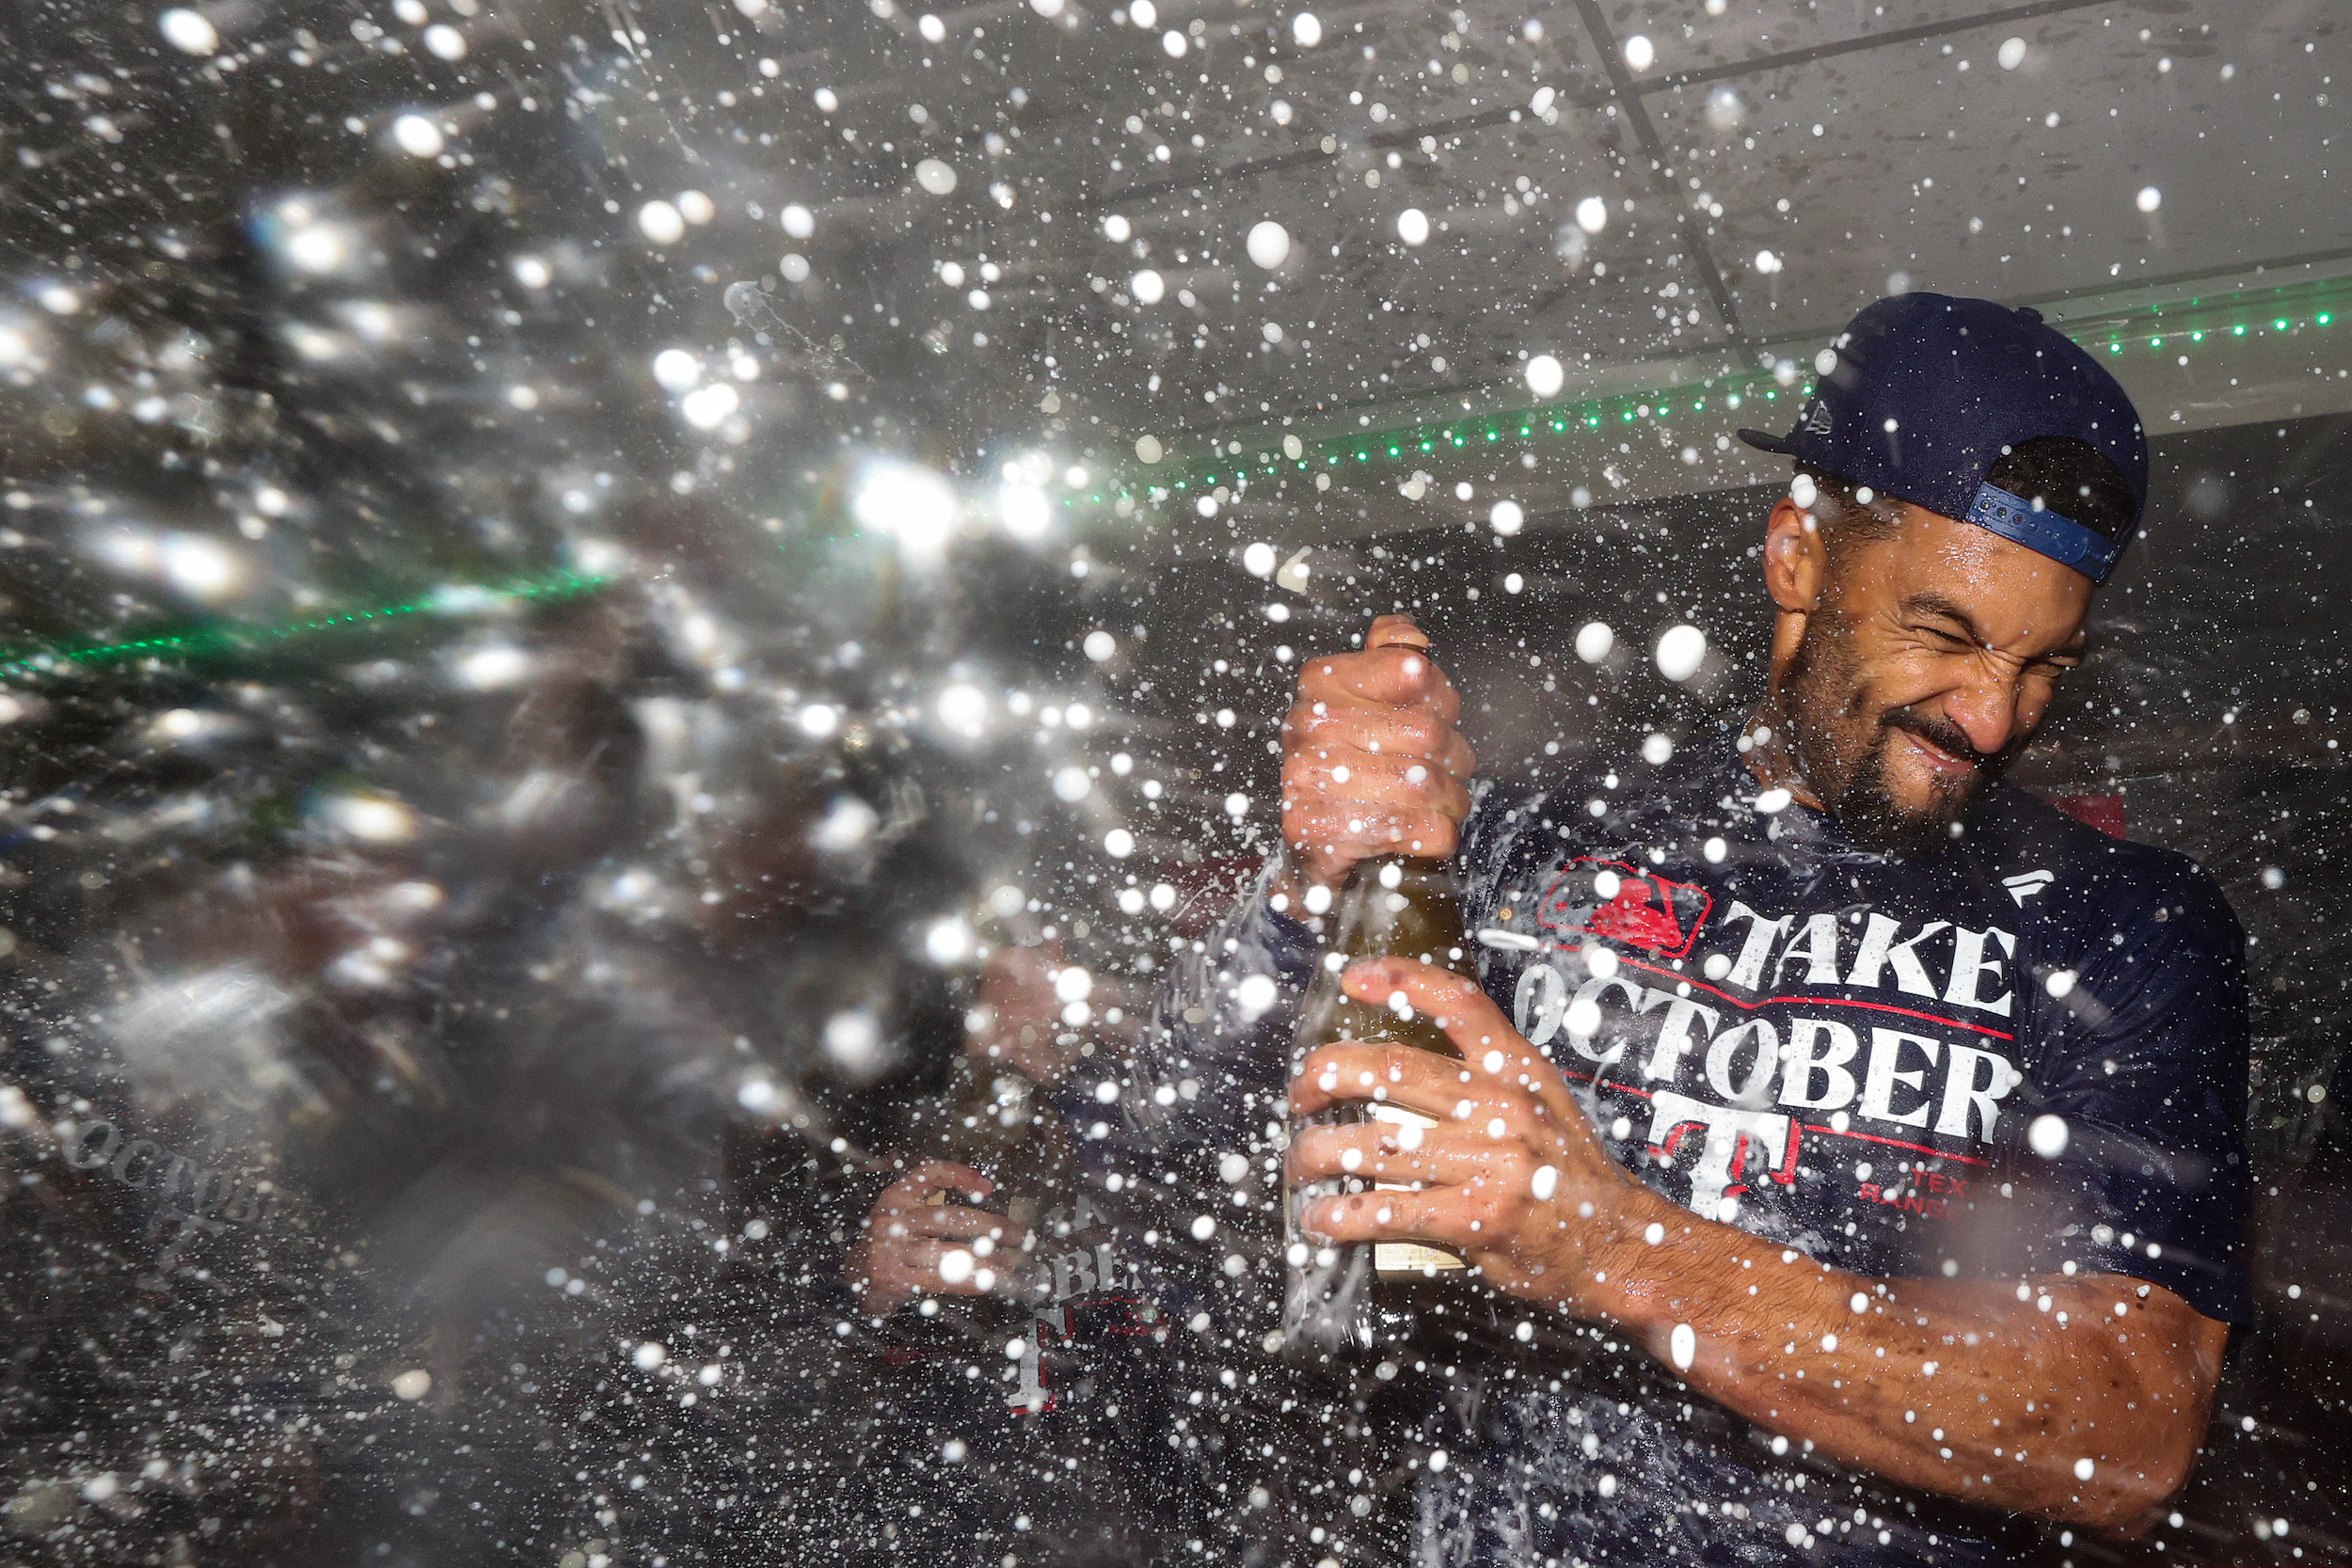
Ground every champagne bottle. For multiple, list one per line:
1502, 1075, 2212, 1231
1283, 854, 1476, 1355
930, 1049, 1072, 1316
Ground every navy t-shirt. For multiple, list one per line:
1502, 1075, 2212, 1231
1134, 727, 2250, 1567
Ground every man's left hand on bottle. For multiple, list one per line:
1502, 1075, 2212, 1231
1285, 956, 1676, 1319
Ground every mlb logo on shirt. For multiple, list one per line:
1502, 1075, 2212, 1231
1536, 857, 1713, 959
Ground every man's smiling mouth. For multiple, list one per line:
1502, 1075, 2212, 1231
1898, 727, 1977, 776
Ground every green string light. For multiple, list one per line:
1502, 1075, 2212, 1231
1132, 373, 1787, 500
1112, 283, 2347, 505
0, 569, 614, 686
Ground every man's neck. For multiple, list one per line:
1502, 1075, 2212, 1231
1739, 702, 1824, 811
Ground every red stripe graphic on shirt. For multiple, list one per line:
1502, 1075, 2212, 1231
1607, 950, 2016, 1043
1553, 1067, 1994, 1168
1799, 1124, 1991, 1167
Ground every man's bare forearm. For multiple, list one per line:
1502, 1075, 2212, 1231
1573, 1214, 2223, 1528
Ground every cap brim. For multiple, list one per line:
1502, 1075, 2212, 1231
1736, 428, 1796, 455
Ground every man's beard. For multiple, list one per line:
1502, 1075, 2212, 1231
1780, 611, 2022, 860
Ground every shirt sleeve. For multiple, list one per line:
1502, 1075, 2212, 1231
1111, 859, 1322, 1164
2015, 853, 2253, 1325
1070, 862, 1321, 1336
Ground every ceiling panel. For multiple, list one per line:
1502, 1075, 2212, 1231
1614, 0, 2112, 82
1067, 108, 1724, 424
1647, 0, 2351, 341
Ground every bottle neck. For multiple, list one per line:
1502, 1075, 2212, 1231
1339, 855, 1466, 962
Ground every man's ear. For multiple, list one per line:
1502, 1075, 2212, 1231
1763, 494, 1829, 614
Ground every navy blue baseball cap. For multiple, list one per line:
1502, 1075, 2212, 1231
1737, 293, 2148, 582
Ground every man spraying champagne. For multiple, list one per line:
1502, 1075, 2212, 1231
1145, 295, 2249, 1567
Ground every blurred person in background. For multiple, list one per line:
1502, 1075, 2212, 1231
796, 901, 1207, 1565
